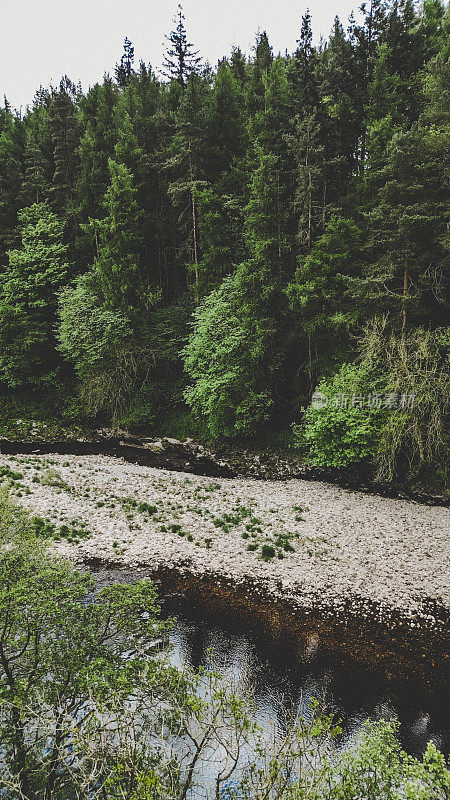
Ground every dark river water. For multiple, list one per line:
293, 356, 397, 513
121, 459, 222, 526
93, 568, 450, 760
163, 600, 449, 759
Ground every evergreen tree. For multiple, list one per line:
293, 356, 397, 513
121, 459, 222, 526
291, 113, 326, 252
0, 103, 24, 261
166, 73, 209, 296
247, 31, 273, 116
230, 46, 248, 85
77, 76, 120, 223
319, 17, 362, 192
162, 5, 201, 87
49, 77, 81, 213
115, 37, 135, 86
19, 90, 53, 207
0, 203, 69, 387
288, 216, 363, 385
357, 119, 449, 332
288, 9, 318, 114
88, 158, 151, 313
193, 61, 248, 290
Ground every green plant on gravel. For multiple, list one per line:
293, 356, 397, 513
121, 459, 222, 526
261, 544, 276, 561
0, 465, 24, 483
118, 496, 159, 517
168, 523, 182, 534
0, 465, 26, 493
213, 503, 254, 533
31, 515, 91, 543
274, 532, 296, 553
38, 468, 71, 491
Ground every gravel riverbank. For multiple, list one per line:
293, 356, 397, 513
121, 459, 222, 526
2, 451, 449, 638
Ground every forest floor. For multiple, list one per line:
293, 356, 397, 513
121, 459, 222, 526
2, 451, 449, 635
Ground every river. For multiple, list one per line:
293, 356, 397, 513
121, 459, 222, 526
93, 567, 449, 761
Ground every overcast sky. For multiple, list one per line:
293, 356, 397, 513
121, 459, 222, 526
1, 0, 363, 111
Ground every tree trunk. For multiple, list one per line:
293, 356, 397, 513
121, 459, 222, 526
307, 169, 312, 251
188, 142, 199, 302
402, 264, 408, 335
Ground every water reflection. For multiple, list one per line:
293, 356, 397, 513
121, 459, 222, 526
164, 608, 449, 759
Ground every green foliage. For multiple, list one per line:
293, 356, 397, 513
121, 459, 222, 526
58, 274, 132, 380
298, 323, 450, 486
289, 216, 363, 333
183, 272, 274, 438
0, 492, 175, 799
297, 362, 385, 468
89, 158, 156, 313
57, 274, 141, 422
317, 720, 450, 800
0, 202, 69, 388
0, 2, 448, 484
361, 320, 450, 484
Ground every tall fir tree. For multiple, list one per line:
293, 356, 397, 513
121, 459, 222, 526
0, 203, 69, 387
49, 77, 81, 214
162, 5, 201, 87
115, 37, 135, 87
88, 158, 151, 314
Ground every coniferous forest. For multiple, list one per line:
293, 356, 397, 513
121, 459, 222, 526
0, 0, 449, 490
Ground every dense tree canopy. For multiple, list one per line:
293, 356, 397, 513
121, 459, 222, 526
0, 1, 448, 487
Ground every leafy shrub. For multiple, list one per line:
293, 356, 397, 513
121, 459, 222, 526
296, 362, 385, 468
261, 544, 276, 560
295, 323, 450, 487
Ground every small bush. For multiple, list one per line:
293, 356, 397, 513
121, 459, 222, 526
261, 544, 276, 560
296, 362, 384, 468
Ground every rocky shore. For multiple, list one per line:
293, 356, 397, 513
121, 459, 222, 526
2, 451, 448, 645
1, 427, 447, 502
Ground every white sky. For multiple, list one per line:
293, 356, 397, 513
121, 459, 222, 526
1, 0, 363, 111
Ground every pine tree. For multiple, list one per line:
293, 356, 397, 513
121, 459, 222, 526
49, 76, 81, 213
207, 61, 246, 180
20, 128, 49, 205
162, 5, 201, 87
287, 216, 363, 385
0, 103, 25, 261
250, 57, 296, 271
0, 202, 69, 387
230, 46, 247, 85
291, 113, 325, 253
364, 43, 403, 173
358, 119, 449, 332
381, 0, 424, 122
115, 37, 135, 87
89, 158, 149, 313
247, 31, 273, 116
77, 76, 120, 223
288, 9, 318, 114
193, 61, 247, 290
19, 89, 53, 208
166, 73, 209, 297
319, 17, 363, 193
417, 0, 446, 63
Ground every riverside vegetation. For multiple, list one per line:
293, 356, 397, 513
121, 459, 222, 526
0, 1, 448, 491
0, 488, 449, 799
